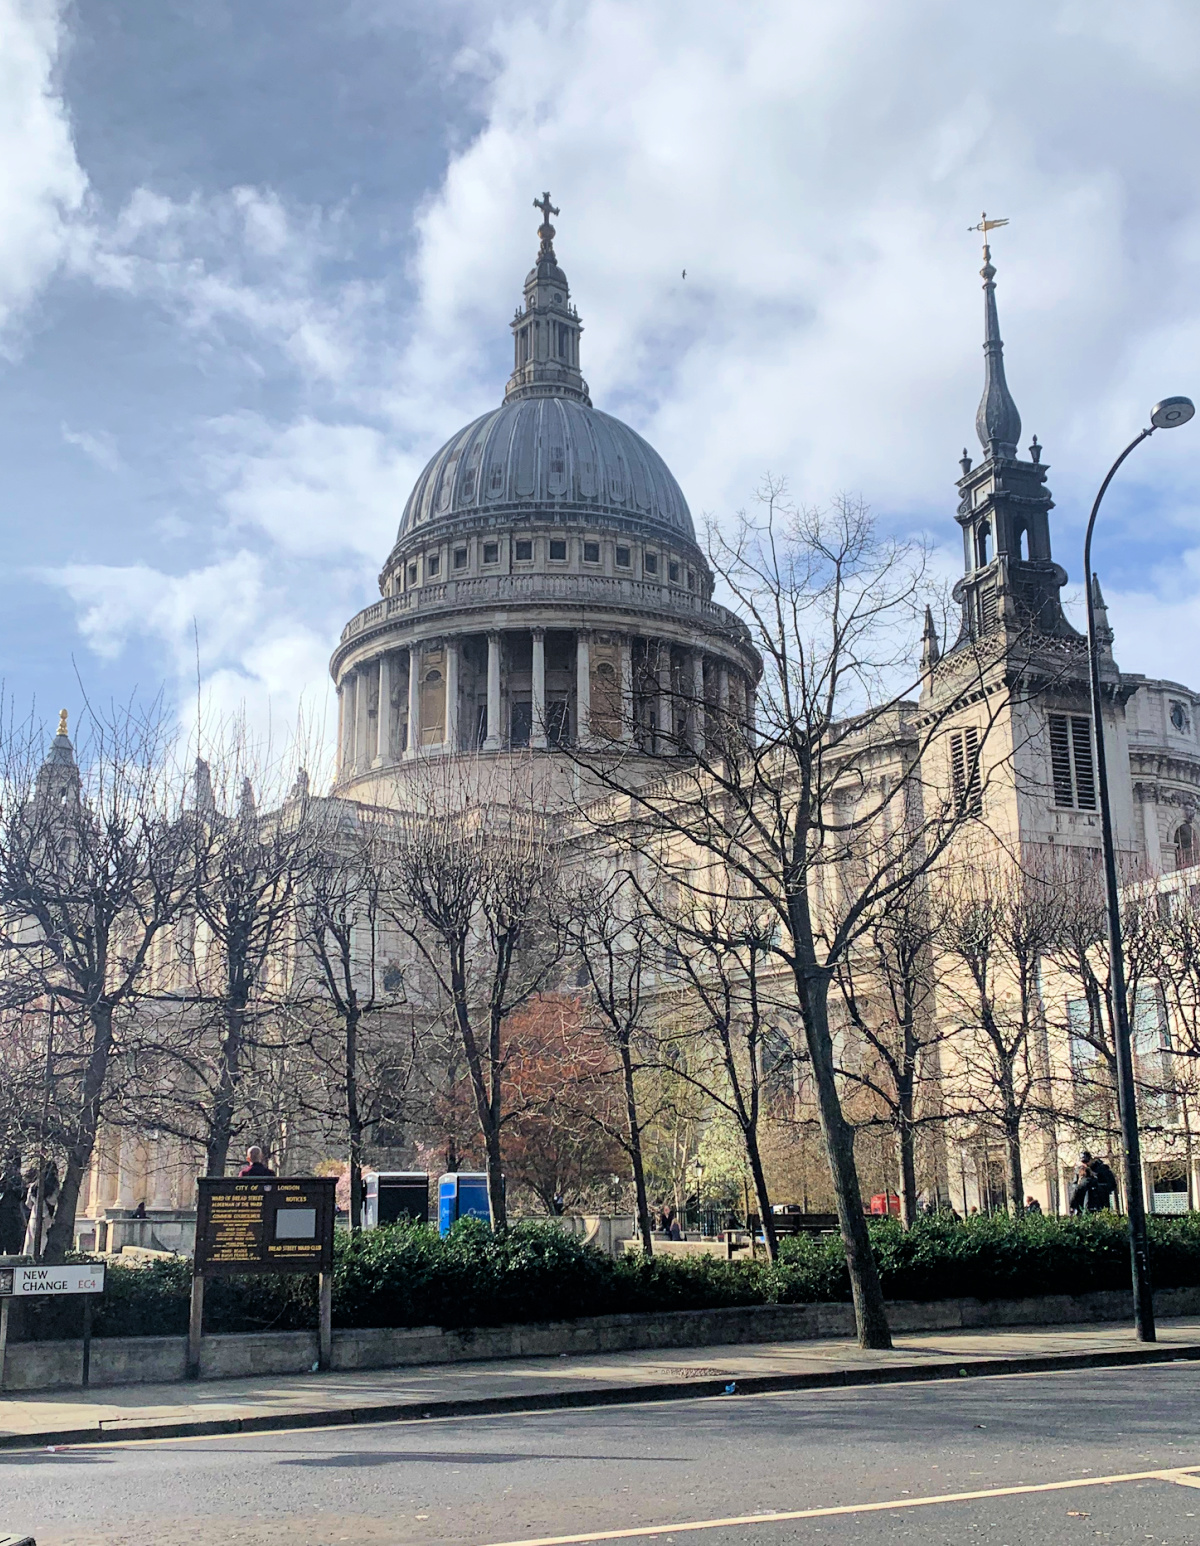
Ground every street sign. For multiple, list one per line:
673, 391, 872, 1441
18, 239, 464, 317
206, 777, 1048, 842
194, 1176, 335, 1276
0, 1264, 105, 1297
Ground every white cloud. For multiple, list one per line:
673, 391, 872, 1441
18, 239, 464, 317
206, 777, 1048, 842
206, 414, 416, 561
43, 551, 338, 743
0, 0, 86, 343
61, 423, 121, 472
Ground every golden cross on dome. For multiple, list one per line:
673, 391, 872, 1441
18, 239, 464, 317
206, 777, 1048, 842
534, 191, 559, 225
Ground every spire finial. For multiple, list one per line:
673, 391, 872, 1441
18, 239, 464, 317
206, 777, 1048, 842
921, 606, 941, 673
57, 708, 68, 738
972, 216, 1021, 460
534, 191, 559, 258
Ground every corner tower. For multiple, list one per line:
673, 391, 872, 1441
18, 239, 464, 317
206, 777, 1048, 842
949, 241, 1074, 649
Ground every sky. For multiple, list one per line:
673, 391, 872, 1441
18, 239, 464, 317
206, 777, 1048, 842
3, 0, 1200, 769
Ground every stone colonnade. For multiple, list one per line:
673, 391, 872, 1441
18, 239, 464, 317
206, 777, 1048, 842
338, 627, 748, 775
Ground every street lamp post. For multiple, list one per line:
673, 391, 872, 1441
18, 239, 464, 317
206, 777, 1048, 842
1083, 395, 1195, 1344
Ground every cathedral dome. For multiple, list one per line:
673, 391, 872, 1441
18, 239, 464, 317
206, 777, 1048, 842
396, 395, 695, 543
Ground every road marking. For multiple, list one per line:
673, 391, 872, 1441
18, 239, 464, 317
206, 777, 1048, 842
478, 1466, 1200, 1546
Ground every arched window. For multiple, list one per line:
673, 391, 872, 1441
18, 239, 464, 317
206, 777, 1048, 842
1176, 823, 1196, 871
975, 522, 991, 568
419, 668, 445, 745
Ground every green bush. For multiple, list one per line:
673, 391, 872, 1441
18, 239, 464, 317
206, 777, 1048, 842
16, 1211, 1200, 1342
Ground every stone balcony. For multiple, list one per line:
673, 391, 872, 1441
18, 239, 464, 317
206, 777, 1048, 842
335, 571, 754, 658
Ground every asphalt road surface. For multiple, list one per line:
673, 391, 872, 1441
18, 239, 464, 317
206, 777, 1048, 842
6, 1363, 1200, 1546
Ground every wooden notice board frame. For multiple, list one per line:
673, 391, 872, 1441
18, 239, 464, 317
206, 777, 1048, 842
188, 1176, 336, 1379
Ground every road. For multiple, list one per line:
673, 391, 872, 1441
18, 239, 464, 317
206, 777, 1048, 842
5, 1363, 1200, 1545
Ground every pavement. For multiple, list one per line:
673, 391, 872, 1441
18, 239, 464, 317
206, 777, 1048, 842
3, 1313, 1200, 1451
9, 1361, 1200, 1546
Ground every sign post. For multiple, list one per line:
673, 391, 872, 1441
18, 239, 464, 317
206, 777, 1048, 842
189, 1176, 336, 1380
0, 1263, 106, 1391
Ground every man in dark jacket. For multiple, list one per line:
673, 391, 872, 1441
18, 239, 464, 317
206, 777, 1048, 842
238, 1146, 275, 1178
1088, 1156, 1118, 1211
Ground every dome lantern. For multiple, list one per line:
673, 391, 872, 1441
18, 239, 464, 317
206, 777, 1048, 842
505, 193, 591, 407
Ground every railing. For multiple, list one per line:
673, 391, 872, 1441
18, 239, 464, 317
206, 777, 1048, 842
337, 573, 753, 649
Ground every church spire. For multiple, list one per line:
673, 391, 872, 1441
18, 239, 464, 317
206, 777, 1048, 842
505, 193, 591, 406
973, 223, 1021, 460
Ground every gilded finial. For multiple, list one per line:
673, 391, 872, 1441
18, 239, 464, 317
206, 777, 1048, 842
533, 190, 560, 257
968, 211, 1009, 260
57, 709, 68, 738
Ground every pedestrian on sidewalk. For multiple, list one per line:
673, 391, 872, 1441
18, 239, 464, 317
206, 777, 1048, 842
239, 1146, 275, 1178
1024, 1196, 1042, 1214
1088, 1156, 1118, 1211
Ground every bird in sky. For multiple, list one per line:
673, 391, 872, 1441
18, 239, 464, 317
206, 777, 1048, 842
681, 268, 687, 279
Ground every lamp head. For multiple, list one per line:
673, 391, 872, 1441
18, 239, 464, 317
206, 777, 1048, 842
1151, 396, 1195, 430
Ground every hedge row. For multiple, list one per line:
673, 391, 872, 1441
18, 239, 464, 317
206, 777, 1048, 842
16, 1211, 1200, 1342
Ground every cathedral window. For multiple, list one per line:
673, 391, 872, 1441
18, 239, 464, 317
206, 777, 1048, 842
949, 726, 982, 816
1171, 700, 1190, 734
669, 561, 680, 583
644, 552, 658, 575
687, 569, 695, 591
615, 545, 631, 568
583, 541, 600, 563
515, 539, 533, 561
975, 522, 991, 567
427, 553, 440, 577
1175, 823, 1196, 870
549, 539, 567, 561
407, 564, 417, 587
454, 547, 468, 570
1048, 713, 1097, 811
483, 542, 500, 564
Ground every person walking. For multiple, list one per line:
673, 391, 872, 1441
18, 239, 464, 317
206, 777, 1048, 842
1069, 1152, 1096, 1214
1024, 1196, 1042, 1214
238, 1146, 275, 1178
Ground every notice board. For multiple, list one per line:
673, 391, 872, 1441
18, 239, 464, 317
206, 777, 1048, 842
194, 1176, 336, 1276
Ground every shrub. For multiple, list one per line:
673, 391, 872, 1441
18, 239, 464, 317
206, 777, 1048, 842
15, 1212, 1200, 1341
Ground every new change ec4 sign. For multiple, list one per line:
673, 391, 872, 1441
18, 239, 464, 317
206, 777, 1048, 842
0, 1264, 106, 1296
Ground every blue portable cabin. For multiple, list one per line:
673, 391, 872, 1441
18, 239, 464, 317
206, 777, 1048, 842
437, 1172, 492, 1234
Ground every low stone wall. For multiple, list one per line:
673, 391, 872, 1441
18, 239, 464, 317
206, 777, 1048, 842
4, 1284, 1200, 1393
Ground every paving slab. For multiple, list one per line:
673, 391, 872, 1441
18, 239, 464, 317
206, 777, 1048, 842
2, 1315, 1199, 1450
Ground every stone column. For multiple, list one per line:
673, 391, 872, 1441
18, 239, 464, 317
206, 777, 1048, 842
445, 637, 460, 753
375, 653, 392, 767
575, 629, 592, 745
116, 1132, 137, 1209
718, 664, 730, 717
355, 664, 371, 772
150, 1137, 174, 1211
484, 631, 502, 751
531, 628, 548, 749
406, 645, 421, 758
341, 677, 356, 775
689, 651, 706, 755
655, 643, 673, 755
336, 681, 347, 779
619, 635, 634, 744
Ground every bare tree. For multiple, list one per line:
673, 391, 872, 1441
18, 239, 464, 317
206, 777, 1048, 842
564, 871, 662, 1252
292, 798, 413, 1230
0, 706, 188, 1258
832, 871, 952, 1224
385, 758, 565, 1229
935, 854, 1066, 1213
575, 488, 1003, 1347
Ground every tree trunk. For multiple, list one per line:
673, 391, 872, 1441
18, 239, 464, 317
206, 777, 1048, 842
794, 962, 892, 1348
999, 1066, 1024, 1213
44, 1003, 113, 1261
896, 1117, 918, 1228
345, 1006, 363, 1233
745, 1126, 778, 1261
483, 1119, 507, 1231
619, 1037, 654, 1255
205, 1002, 245, 1178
